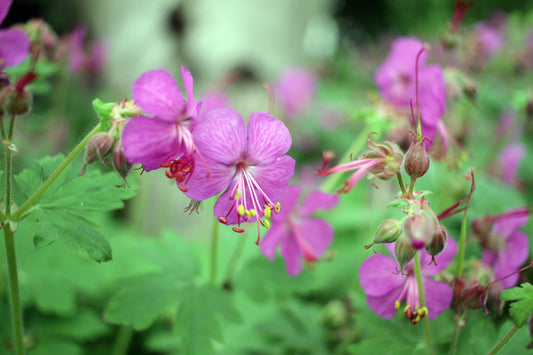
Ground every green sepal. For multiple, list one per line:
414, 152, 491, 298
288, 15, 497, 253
92, 99, 115, 131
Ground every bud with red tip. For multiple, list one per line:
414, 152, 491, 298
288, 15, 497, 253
426, 225, 447, 257
111, 140, 131, 184
404, 213, 435, 249
404, 136, 430, 179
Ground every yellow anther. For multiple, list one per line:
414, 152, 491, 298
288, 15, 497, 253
420, 306, 428, 318
249, 209, 257, 217
403, 304, 411, 314
264, 207, 271, 219
245, 210, 251, 219
238, 205, 245, 216
394, 300, 401, 310
234, 188, 242, 200
275, 202, 281, 212
263, 219, 270, 229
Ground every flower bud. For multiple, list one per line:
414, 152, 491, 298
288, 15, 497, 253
395, 235, 416, 271
404, 137, 430, 179
2, 87, 33, 116
404, 213, 434, 249
111, 140, 131, 183
373, 219, 403, 244
85, 132, 114, 164
425, 225, 447, 257
359, 140, 403, 181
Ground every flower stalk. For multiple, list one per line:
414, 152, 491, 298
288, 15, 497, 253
414, 252, 436, 355
487, 324, 520, 355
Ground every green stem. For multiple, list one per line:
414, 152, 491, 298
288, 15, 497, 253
487, 325, 520, 355
4, 227, 24, 355
222, 233, 247, 288
320, 126, 370, 193
209, 218, 219, 285
407, 177, 417, 198
112, 325, 133, 355
455, 196, 469, 278
0, 113, 6, 140
414, 252, 436, 355
396, 172, 407, 196
449, 312, 465, 355
11, 124, 101, 221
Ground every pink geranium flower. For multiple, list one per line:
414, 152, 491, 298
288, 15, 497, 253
359, 237, 456, 324
260, 185, 338, 276
375, 37, 446, 142
0, 0, 30, 70
499, 143, 525, 185
481, 208, 529, 289
182, 107, 295, 245
68, 26, 107, 76
274, 67, 317, 118
122, 66, 202, 172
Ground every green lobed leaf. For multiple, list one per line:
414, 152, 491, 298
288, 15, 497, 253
500, 283, 533, 327
175, 284, 241, 355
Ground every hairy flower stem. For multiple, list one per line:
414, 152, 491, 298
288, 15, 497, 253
396, 172, 407, 196
11, 124, 102, 221
2, 114, 24, 355
414, 252, 436, 355
450, 312, 465, 355
487, 324, 520, 355
209, 217, 219, 285
407, 177, 417, 198
112, 325, 133, 355
320, 126, 370, 193
454, 190, 470, 278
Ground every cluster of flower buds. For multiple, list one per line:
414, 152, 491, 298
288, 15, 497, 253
81, 99, 142, 185
367, 196, 448, 270
0, 71, 37, 117
318, 135, 403, 194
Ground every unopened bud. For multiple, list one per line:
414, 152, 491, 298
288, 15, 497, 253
2, 87, 33, 116
111, 140, 131, 183
404, 213, 434, 249
404, 138, 430, 179
426, 225, 447, 256
372, 219, 403, 245
395, 235, 416, 271
85, 132, 114, 165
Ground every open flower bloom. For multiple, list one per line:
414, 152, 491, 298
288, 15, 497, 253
474, 22, 504, 60
499, 143, 525, 185
182, 107, 295, 244
68, 26, 107, 76
122, 66, 202, 172
481, 208, 529, 289
0, 0, 30, 70
274, 67, 317, 118
359, 237, 456, 324
260, 185, 338, 276
375, 37, 446, 143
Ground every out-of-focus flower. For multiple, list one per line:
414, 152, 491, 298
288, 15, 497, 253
476, 208, 529, 289
68, 26, 107, 76
122, 66, 202, 172
359, 237, 456, 324
182, 107, 295, 245
274, 67, 317, 118
499, 143, 525, 185
0, 0, 30, 70
375, 37, 446, 143
474, 22, 504, 60
260, 185, 338, 276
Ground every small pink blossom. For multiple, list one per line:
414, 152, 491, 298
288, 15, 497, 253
260, 185, 338, 276
122, 66, 202, 172
274, 67, 317, 118
359, 237, 457, 323
499, 143, 525, 185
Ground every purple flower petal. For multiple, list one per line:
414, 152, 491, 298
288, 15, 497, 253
280, 229, 303, 276
193, 108, 247, 164
271, 185, 301, 222
0, 29, 30, 68
299, 190, 338, 217
181, 65, 197, 118
493, 232, 529, 289
132, 70, 185, 121
359, 254, 404, 297
122, 116, 179, 171
493, 210, 529, 240
296, 218, 334, 258
500, 143, 525, 185
246, 111, 292, 164
419, 65, 446, 128
424, 278, 453, 319
366, 287, 404, 319
183, 155, 235, 202
250, 155, 295, 204
0, 0, 12, 25
260, 222, 290, 260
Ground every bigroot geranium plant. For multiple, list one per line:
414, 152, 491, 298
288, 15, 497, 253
1, 1, 533, 354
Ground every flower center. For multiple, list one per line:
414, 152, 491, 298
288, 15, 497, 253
218, 162, 281, 245
394, 272, 428, 324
